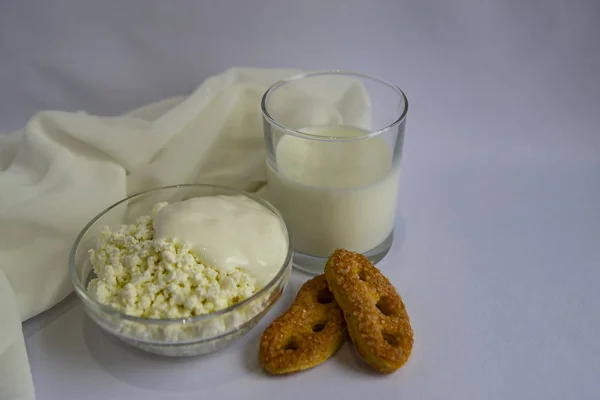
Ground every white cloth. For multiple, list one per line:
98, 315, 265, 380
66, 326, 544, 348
0, 67, 369, 399
0, 269, 35, 400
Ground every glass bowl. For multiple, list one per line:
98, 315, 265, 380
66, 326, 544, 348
68, 184, 292, 357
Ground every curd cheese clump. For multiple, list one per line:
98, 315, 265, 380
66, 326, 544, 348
87, 202, 259, 319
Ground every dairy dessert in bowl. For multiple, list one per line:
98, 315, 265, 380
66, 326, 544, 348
88, 195, 286, 319
69, 185, 292, 356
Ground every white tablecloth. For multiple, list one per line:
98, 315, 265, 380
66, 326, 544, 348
3, 0, 599, 399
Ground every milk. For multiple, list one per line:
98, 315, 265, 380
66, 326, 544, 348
266, 126, 400, 258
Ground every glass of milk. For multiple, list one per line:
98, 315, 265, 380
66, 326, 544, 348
261, 71, 408, 274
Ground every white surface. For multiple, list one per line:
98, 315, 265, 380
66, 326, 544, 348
2, 0, 599, 399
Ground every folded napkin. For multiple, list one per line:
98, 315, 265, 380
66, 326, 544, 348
0, 67, 370, 399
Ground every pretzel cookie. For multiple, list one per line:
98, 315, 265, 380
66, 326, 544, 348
325, 249, 413, 374
259, 275, 347, 374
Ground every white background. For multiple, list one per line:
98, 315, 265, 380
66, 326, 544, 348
2, 0, 599, 399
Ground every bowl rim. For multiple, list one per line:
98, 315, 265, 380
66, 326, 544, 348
68, 183, 293, 326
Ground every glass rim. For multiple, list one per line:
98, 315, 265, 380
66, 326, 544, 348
261, 70, 409, 142
68, 183, 293, 326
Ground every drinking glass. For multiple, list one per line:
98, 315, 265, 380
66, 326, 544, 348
261, 71, 408, 274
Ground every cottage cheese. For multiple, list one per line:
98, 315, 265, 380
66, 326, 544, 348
87, 202, 259, 319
